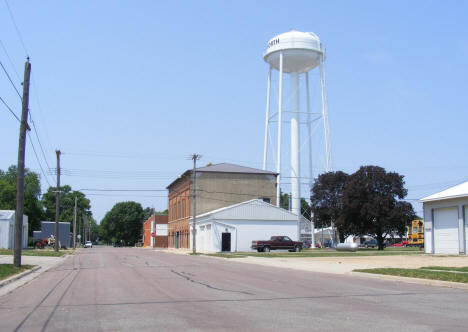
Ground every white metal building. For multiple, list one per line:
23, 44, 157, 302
0, 210, 28, 249
189, 199, 302, 253
420, 181, 468, 255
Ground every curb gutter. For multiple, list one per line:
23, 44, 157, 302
0, 266, 41, 289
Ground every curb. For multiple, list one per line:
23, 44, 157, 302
0, 265, 41, 289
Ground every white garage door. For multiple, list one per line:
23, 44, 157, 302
465, 206, 468, 254
434, 207, 459, 254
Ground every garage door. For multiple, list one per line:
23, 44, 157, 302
465, 206, 468, 254
434, 207, 459, 254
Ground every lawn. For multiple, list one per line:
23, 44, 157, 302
0, 249, 71, 257
205, 247, 424, 259
354, 266, 468, 283
0, 264, 34, 281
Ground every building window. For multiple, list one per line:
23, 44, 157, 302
182, 199, 185, 217
178, 201, 181, 219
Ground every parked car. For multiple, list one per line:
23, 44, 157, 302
303, 240, 312, 249
392, 240, 408, 247
361, 239, 386, 248
84, 241, 93, 248
251, 236, 303, 252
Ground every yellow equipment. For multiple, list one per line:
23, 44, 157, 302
408, 219, 424, 246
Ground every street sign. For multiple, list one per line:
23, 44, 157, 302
77, 234, 82, 239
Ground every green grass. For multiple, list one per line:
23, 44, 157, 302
419, 266, 468, 273
205, 248, 425, 259
0, 249, 71, 257
354, 267, 468, 283
0, 264, 34, 281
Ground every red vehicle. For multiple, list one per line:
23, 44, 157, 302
251, 236, 303, 252
392, 240, 408, 247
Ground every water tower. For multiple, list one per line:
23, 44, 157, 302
262, 30, 331, 241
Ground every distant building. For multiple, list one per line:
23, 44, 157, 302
420, 181, 468, 255
142, 214, 168, 248
166, 163, 277, 249
33, 221, 71, 249
0, 210, 28, 249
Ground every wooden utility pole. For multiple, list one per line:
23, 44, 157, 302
73, 195, 77, 249
54, 150, 61, 251
13, 59, 31, 268
191, 154, 201, 254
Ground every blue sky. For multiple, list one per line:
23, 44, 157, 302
1, 1, 467, 222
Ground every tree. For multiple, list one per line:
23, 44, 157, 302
310, 171, 350, 242
342, 165, 415, 250
0, 165, 43, 235
100, 201, 144, 245
41, 185, 92, 223
280, 191, 311, 221
142, 207, 168, 221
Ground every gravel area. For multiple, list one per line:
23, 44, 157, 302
230, 254, 468, 275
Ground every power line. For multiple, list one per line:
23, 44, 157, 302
79, 188, 168, 192
27, 130, 52, 187
0, 38, 21, 82
0, 95, 20, 122
4, 0, 29, 56
0, 59, 22, 99
28, 111, 53, 172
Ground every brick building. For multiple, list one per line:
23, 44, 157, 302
142, 214, 168, 248
166, 163, 277, 248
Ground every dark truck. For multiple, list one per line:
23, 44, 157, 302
251, 236, 303, 252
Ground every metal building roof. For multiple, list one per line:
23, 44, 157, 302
167, 163, 277, 189
192, 199, 299, 222
0, 210, 15, 220
420, 180, 468, 202
195, 163, 277, 175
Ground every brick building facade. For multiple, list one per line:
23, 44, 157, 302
142, 214, 168, 248
166, 163, 277, 249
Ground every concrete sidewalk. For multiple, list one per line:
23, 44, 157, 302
0, 255, 66, 297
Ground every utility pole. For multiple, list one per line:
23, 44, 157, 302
73, 195, 77, 249
13, 59, 31, 268
54, 150, 61, 251
191, 154, 201, 254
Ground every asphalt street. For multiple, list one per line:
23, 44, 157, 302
1, 246, 467, 331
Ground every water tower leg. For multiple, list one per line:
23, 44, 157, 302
290, 72, 301, 241
263, 67, 272, 170
276, 53, 283, 207
306, 72, 315, 247
320, 57, 332, 172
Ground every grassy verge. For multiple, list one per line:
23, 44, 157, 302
0, 264, 34, 281
419, 266, 468, 273
205, 248, 425, 259
354, 267, 468, 283
0, 249, 71, 257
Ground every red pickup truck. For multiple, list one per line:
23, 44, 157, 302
251, 236, 303, 252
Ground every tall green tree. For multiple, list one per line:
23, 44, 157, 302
0, 165, 43, 234
41, 185, 92, 223
280, 191, 311, 219
142, 207, 168, 221
310, 171, 350, 242
342, 165, 415, 250
100, 201, 144, 245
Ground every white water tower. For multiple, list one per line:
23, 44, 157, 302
262, 30, 331, 241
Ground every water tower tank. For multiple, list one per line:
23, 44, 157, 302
263, 30, 323, 73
